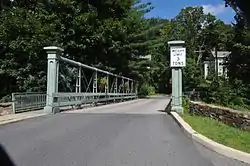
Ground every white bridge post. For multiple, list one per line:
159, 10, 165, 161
168, 41, 186, 114
44, 46, 64, 114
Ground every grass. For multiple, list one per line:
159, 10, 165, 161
208, 102, 250, 112
228, 104, 250, 112
183, 108, 250, 153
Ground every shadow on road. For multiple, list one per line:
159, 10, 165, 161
0, 144, 16, 166
139, 95, 171, 99
156, 97, 172, 114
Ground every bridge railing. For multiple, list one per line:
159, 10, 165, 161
51, 93, 137, 107
11, 92, 137, 113
11, 46, 137, 114
44, 46, 137, 113
12, 92, 46, 113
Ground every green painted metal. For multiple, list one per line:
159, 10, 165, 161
11, 92, 136, 113
43, 46, 63, 113
12, 92, 46, 113
43, 46, 137, 114
11, 46, 137, 114
51, 92, 137, 107
168, 41, 185, 114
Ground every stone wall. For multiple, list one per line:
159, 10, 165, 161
189, 101, 250, 131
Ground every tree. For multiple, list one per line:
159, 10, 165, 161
0, 0, 169, 99
160, 7, 210, 91
227, 8, 250, 89
224, 0, 250, 23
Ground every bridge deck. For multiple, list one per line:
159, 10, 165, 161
0, 96, 248, 166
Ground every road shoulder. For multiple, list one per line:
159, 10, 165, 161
170, 111, 250, 164
0, 110, 47, 125
0, 99, 143, 125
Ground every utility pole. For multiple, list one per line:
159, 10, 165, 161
194, 46, 206, 78
215, 47, 218, 78
194, 46, 205, 65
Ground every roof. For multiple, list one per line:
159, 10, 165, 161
211, 51, 231, 58
138, 54, 152, 61
167, 41, 185, 45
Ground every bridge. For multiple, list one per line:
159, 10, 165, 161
11, 46, 137, 114
0, 46, 248, 166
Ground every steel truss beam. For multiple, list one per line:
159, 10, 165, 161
44, 46, 137, 113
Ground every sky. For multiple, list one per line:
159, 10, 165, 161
143, 0, 236, 24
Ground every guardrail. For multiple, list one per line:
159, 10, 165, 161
12, 92, 137, 113
12, 92, 46, 113
52, 92, 137, 107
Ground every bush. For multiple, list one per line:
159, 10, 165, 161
138, 84, 155, 97
98, 77, 108, 91
182, 95, 190, 109
194, 77, 250, 111
0, 95, 11, 103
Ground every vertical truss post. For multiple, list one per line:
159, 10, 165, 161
120, 78, 124, 101
131, 81, 134, 93
104, 74, 109, 103
92, 70, 98, 104
114, 76, 118, 102
56, 59, 59, 93
126, 79, 129, 101
106, 74, 109, 93
126, 80, 129, 93
76, 67, 81, 93
43, 46, 63, 114
93, 70, 98, 93
128, 80, 131, 93
122, 78, 124, 94
114, 76, 118, 94
135, 82, 138, 97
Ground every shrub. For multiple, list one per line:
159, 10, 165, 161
138, 84, 155, 97
182, 95, 190, 109
98, 77, 108, 91
124, 82, 129, 91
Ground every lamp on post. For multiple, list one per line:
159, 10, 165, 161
168, 41, 186, 114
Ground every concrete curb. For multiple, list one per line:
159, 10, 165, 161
170, 111, 250, 164
0, 113, 47, 125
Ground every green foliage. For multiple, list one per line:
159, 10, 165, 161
182, 95, 190, 111
204, 78, 234, 106
225, 0, 250, 23
124, 82, 130, 90
138, 83, 155, 97
183, 110, 250, 153
195, 75, 250, 111
98, 77, 108, 91
163, 5, 250, 111
183, 57, 204, 91
0, 0, 162, 98
1, 0, 250, 113
228, 44, 250, 84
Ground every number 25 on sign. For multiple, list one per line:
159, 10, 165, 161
170, 47, 186, 67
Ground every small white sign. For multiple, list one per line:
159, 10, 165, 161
170, 47, 186, 67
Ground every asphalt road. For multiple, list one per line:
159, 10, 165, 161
0, 96, 249, 166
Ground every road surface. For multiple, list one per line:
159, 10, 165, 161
0, 96, 249, 166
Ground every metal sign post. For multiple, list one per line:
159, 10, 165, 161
168, 41, 186, 114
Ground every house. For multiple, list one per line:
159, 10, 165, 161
203, 51, 231, 79
138, 54, 152, 61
